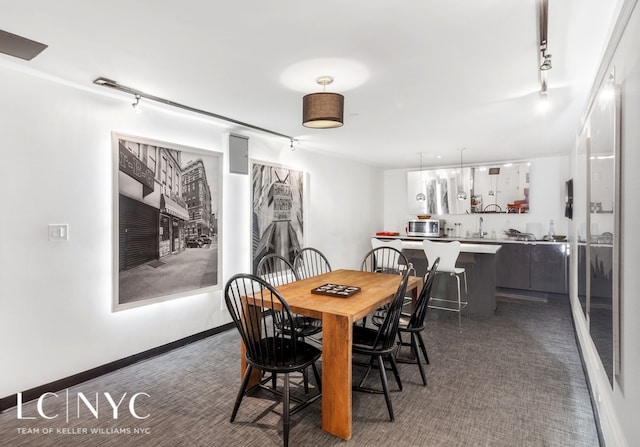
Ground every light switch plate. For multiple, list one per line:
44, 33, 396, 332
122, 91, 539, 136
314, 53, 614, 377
49, 224, 69, 241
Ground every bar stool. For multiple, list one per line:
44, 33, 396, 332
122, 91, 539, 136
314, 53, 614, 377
422, 240, 468, 329
371, 237, 404, 251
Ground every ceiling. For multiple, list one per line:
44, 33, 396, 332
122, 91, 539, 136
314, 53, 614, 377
0, 0, 619, 169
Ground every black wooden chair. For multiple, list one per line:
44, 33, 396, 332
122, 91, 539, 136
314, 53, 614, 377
256, 254, 322, 392
483, 203, 502, 213
351, 269, 410, 421
256, 253, 298, 287
225, 274, 322, 447
361, 246, 411, 326
395, 257, 440, 386
360, 246, 409, 275
256, 253, 322, 332
293, 247, 332, 279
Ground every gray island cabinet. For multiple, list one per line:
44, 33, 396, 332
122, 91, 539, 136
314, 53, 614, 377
496, 242, 568, 294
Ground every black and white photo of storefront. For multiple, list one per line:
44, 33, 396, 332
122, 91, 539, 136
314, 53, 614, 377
115, 134, 221, 310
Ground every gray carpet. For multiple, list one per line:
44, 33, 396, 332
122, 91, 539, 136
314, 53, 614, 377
0, 296, 599, 447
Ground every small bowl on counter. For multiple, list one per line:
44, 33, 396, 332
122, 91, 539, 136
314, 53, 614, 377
542, 235, 567, 242
515, 233, 536, 241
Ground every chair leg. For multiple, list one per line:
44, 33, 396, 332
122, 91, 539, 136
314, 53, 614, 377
231, 365, 253, 422
358, 357, 376, 387
377, 356, 394, 421
396, 331, 404, 347
311, 362, 322, 392
388, 354, 403, 392
302, 367, 309, 394
283, 373, 290, 447
411, 333, 427, 386
463, 271, 468, 295
416, 332, 429, 365
456, 274, 462, 330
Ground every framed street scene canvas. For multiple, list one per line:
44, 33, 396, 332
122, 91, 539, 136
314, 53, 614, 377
251, 161, 304, 273
113, 133, 222, 311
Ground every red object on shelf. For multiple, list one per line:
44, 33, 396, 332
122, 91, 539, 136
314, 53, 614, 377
376, 231, 400, 236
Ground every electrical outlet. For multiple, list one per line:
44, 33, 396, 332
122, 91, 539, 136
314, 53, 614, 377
48, 224, 69, 241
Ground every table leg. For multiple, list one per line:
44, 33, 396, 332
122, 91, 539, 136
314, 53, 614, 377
321, 312, 352, 440
240, 301, 263, 388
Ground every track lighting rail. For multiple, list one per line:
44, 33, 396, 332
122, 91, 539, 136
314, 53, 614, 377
93, 77, 295, 145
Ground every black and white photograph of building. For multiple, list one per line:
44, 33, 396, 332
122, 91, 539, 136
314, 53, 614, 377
426, 177, 450, 215
114, 133, 221, 309
251, 161, 304, 272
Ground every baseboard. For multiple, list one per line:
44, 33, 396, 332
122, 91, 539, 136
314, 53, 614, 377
570, 300, 627, 447
495, 287, 549, 303
0, 323, 234, 413
570, 306, 606, 447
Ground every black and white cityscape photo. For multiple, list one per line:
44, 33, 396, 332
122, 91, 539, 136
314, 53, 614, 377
114, 134, 221, 309
251, 161, 304, 272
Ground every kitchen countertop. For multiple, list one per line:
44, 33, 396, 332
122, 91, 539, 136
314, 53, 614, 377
375, 234, 569, 245
400, 239, 501, 254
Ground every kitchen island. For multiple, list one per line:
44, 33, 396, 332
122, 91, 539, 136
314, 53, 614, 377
373, 236, 501, 316
375, 234, 570, 314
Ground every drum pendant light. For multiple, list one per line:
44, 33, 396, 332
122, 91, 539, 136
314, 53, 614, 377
302, 76, 344, 128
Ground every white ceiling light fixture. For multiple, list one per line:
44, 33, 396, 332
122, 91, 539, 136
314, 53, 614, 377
538, 85, 550, 113
599, 72, 616, 102
280, 58, 369, 92
302, 76, 344, 129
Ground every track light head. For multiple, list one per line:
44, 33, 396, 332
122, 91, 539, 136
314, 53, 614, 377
540, 53, 552, 71
132, 94, 142, 113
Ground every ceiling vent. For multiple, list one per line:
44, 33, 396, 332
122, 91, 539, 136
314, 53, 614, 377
0, 29, 48, 60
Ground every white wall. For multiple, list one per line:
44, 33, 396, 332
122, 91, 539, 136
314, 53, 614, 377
383, 156, 570, 239
0, 64, 382, 397
568, 2, 640, 446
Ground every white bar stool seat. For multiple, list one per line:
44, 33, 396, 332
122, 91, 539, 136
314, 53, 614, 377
422, 240, 468, 329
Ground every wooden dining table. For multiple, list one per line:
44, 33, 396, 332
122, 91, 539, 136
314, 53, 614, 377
239, 269, 423, 440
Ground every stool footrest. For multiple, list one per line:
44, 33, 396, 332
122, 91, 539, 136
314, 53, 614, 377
428, 297, 468, 312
